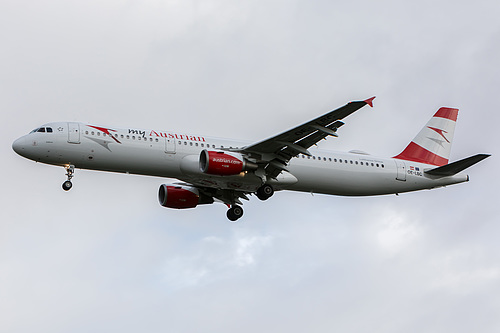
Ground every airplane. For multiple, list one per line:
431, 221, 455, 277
12, 97, 490, 221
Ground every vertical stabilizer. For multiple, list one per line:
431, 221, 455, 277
393, 107, 458, 166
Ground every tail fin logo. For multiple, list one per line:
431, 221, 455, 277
427, 126, 450, 143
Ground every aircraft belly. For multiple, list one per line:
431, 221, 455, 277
288, 162, 412, 196
287, 161, 468, 196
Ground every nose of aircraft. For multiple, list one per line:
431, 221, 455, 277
12, 136, 26, 156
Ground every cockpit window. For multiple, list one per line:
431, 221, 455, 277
30, 127, 53, 134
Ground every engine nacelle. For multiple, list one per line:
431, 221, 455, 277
199, 150, 257, 176
158, 184, 200, 209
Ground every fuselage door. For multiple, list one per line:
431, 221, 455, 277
68, 122, 80, 144
395, 159, 406, 181
165, 138, 176, 154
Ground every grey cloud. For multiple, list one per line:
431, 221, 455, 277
2, 0, 500, 332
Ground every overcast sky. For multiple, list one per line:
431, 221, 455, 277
1, 1, 499, 332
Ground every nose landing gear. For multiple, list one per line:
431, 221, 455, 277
62, 165, 75, 191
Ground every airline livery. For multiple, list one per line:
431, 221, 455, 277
12, 97, 490, 221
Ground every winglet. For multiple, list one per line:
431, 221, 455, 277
364, 96, 376, 107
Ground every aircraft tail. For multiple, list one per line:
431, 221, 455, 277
393, 107, 458, 166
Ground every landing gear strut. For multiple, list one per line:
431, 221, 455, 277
227, 205, 244, 222
256, 184, 274, 201
62, 165, 75, 191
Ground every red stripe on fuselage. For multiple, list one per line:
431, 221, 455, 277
433, 107, 458, 122
393, 142, 448, 166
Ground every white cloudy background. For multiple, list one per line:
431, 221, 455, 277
1, 0, 499, 332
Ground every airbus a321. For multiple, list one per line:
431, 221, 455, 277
12, 97, 490, 221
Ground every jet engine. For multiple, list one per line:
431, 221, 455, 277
199, 150, 257, 176
158, 184, 200, 209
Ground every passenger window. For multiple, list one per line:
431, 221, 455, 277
126, 135, 130, 139
381, 164, 384, 168
355, 161, 358, 165
371, 163, 374, 166
97, 132, 101, 136
155, 138, 159, 142
376, 164, 379, 167
339, 159, 342, 163
360, 162, 364, 165
121, 135, 124, 138
190, 142, 193, 146
350, 160, 353, 164
85, 131, 89, 135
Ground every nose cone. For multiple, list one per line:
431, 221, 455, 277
12, 136, 27, 156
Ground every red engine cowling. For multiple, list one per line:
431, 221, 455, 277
158, 184, 200, 209
199, 150, 257, 176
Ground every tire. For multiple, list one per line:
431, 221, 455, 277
62, 180, 73, 191
227, 206, 243, 221
256, 184, 274, 201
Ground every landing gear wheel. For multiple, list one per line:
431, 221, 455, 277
256, 184, 274, 201
227, 205, 244, 222
62, 180, 73, 191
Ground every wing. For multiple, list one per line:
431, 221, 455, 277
240, 97, 375, 178
173, 182, 252, 206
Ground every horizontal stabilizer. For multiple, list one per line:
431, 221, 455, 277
425, 154, 490, 177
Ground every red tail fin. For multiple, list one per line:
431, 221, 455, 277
393, 107, 458, 166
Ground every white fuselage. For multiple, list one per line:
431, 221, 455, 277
12, 122, 469, 196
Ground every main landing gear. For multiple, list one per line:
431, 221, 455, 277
256, 184, 274, 201
225, 184, 274, 222
62, 165, 75, 191
227, 205, 244, 222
